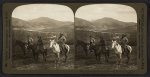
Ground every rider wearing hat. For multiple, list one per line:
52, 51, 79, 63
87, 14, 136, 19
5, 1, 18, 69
57, 33, 67, 53
37, 36, 44, 51
99, 36, 105, 46
89, 35, 95, 52
26, 35, 34, 46
120, 34, 129, 54
26, 35, 34, 50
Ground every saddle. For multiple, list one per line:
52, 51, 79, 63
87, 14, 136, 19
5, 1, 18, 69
122, 45, 130, 55
59, 44, 67, 54
89, 44, 95, 52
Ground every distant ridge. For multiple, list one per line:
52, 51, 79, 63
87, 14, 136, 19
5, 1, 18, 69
75, 17, 137, 32
12, 17, 73, 32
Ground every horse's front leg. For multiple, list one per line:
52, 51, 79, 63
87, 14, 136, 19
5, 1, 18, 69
98, 51, 101, 62
115, 54, 122, 69
23, 48, 26, 56
64, 50, 69, 63
126, 52, 131, 64
104, 52, 109, 63
84, 48, 88, 57
85, 50, 88, 57
64, 53, 68, 62
31, 49, 36, 60
116, 54, 121, 65
43, 52, 46, 62
94, 50, 98, 61
118, 53, 122, 65
35, 52, 39, 62
55, 53, 60, 68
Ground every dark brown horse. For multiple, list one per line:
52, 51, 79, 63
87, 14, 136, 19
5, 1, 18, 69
89, 44, 110, 62
76, 40, 89, 56
15, 40, 27, 56
76, 40, 110, 62
15, 40, 47, 62
35, 45, 47, 62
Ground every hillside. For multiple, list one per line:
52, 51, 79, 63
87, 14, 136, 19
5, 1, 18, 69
12, 18, 33, 29
29, 17, 72, 29
75, 17, 137, 32
75, 18, 96, 31
102, 24, 137, 33
12, 17, 73, 31
92, 17, 136, 31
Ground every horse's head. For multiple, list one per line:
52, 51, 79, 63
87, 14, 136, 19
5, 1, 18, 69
49, 39, 55, 48
111, 40, 117, 49
86, 43, 90, 49
25, 44, 28, 49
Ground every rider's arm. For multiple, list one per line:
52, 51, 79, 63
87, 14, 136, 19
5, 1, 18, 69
62, 36, 67, 42
126, 37, 129, 43
31, 38, 34, 42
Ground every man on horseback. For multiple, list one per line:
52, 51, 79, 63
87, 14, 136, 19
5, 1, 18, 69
37, 36, 44, 52
99, 36, 109, 62
99, 37, 106, 51
26, 35, 34, 51
89, 35, 95, 52
99, 37, 106, 47
57, 33, 67, 54
120, 34, 129, 55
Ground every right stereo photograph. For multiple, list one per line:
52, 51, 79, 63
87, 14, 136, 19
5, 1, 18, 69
75, 4, 138, 71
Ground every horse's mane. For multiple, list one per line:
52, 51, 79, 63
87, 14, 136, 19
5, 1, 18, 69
77, 40, 88, 44
15, 40, 26, 46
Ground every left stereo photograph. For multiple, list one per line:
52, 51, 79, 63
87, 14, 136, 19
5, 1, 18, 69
3, 4, 75, 73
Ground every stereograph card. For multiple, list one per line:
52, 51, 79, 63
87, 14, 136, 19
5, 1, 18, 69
2, 3, 147, 74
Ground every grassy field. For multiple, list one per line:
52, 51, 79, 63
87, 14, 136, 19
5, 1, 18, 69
12, 29, 138, 71
12, 45, 75, 70
75, 46, 138, 70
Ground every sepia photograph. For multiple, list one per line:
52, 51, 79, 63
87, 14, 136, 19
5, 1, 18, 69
2, 3, 147, 74
11, 4, 74, 70
75, 4, 138, 70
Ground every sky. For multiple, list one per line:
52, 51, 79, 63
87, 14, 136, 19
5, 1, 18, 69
75, 4, 137, 23
12, 4, 74, 22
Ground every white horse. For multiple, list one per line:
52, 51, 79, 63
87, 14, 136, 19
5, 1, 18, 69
49, 39, 60, 67
112, 40, 132, 65
111, 40, 122, 65
49, 37, 70, 67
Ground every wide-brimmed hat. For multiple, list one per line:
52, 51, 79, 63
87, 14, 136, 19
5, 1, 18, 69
122, 34, 127, 37
50, 35, 56, 39
60, 33, 64, 36
112, 36, 118, 41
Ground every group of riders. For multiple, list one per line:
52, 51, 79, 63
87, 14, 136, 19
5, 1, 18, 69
25, 33, 67, 53
89, 34, 129, 54
25, 32, 129, 54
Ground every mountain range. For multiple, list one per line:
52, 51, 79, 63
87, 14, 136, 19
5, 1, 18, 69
12, 17, 73, 32
75, 17, 137, 33
12, 17, 137, 33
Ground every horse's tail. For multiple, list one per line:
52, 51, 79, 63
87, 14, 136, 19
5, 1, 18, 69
65, 44, 70, 53
127, 45, 132, 53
